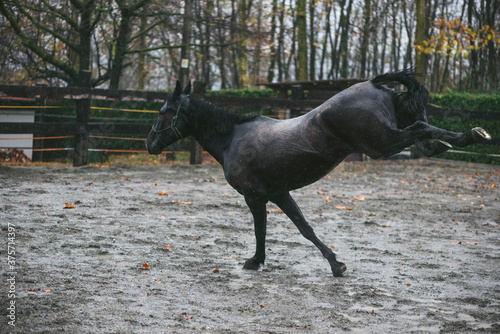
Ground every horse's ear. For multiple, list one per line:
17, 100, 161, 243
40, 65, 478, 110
173, 80, 182, 100
182, 81, 191, 95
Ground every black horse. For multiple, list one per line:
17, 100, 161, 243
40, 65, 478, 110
146, 71, 490, 277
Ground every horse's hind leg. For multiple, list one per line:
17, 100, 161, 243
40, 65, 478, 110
243, 195, 268, 270
367, 121, 491, 158
271, 192, 347, 277
405, 121, 491, 147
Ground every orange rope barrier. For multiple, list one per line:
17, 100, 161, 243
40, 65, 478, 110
88, 135, 146, 141
30, 148, 74, 151
88, 149, 150, 153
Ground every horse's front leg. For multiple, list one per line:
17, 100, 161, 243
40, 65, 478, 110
243, 195, 268, 270
271, 192, 347, 277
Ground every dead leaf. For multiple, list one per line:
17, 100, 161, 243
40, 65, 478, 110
142, 262, 150, 270
325, 196, 330, 203
335, 205, 352, 210
491, 183, 497, 189
212, 268, 220, 273
64, 203, 75, 209
257, 302, 269, 308
192, 235, 201, 240
122, 176, 130, 181
182, 314, 193, 320
406, 283, 411, 287
158, 191, 169, 196
368, 310, 376, 315
163, 245, 172, 251
353, 196, 365, 201
330, 244, 335, 249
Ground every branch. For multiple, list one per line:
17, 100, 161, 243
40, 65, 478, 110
40, 0, 79, 30
14, 0, 80, 52
125, 42, 235, 54
0, 0, 79, 80
127, 20, 162, 43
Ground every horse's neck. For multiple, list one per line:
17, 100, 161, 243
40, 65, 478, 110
187, 102, 234, 164
192, 132, 231, 165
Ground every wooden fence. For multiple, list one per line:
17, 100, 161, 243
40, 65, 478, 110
0, 84, 498, 166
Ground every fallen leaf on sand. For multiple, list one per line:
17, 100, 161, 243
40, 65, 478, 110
257, 302, 269, 308
64, 203, 75, 209
142, 262, 150, 270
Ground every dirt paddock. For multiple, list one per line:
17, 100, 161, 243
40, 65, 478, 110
1, 159, 499, 333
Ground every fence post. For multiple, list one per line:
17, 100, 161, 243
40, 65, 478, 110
73, 70, 91, 167
32, 91, 47, 162
190, 81, 205, 165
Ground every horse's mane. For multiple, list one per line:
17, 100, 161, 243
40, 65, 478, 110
188, 97, 259, 138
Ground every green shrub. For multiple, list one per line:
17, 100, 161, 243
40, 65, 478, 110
431, 91, 500, 113
429, 92, 499, 164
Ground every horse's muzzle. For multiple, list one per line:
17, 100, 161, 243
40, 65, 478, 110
145, 134, 163, 155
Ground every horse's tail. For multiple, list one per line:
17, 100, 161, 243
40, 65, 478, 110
371, 70, 430, 126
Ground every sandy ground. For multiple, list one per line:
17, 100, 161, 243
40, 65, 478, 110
0, 159, 499, 333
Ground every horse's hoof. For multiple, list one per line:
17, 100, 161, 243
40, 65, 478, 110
331, 262, 347, 277
243, 257, 262, 270
433, 140, 452, 154
472, 127, 491, 142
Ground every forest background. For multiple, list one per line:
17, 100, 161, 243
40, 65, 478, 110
0, 0, 498, 93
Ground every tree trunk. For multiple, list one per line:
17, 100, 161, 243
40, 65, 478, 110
414, 0, 427, 84
297, 0, 308, 81
485, 0, 499, 90
236, 0, 250, 87
137, 16, 147, 90
180, 0, 193, 86
319, 0, 332, 80
267, 0, 278, 83
277, 0, 286, 82
216, 0, 228, 88
359, 0, 371, 79
308, 0, 316, 80
339, 0, 353, 79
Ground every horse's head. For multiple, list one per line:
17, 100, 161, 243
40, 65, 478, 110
146, 80, 191, 155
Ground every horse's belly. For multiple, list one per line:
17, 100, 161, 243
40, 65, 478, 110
257, 151, 345, 194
